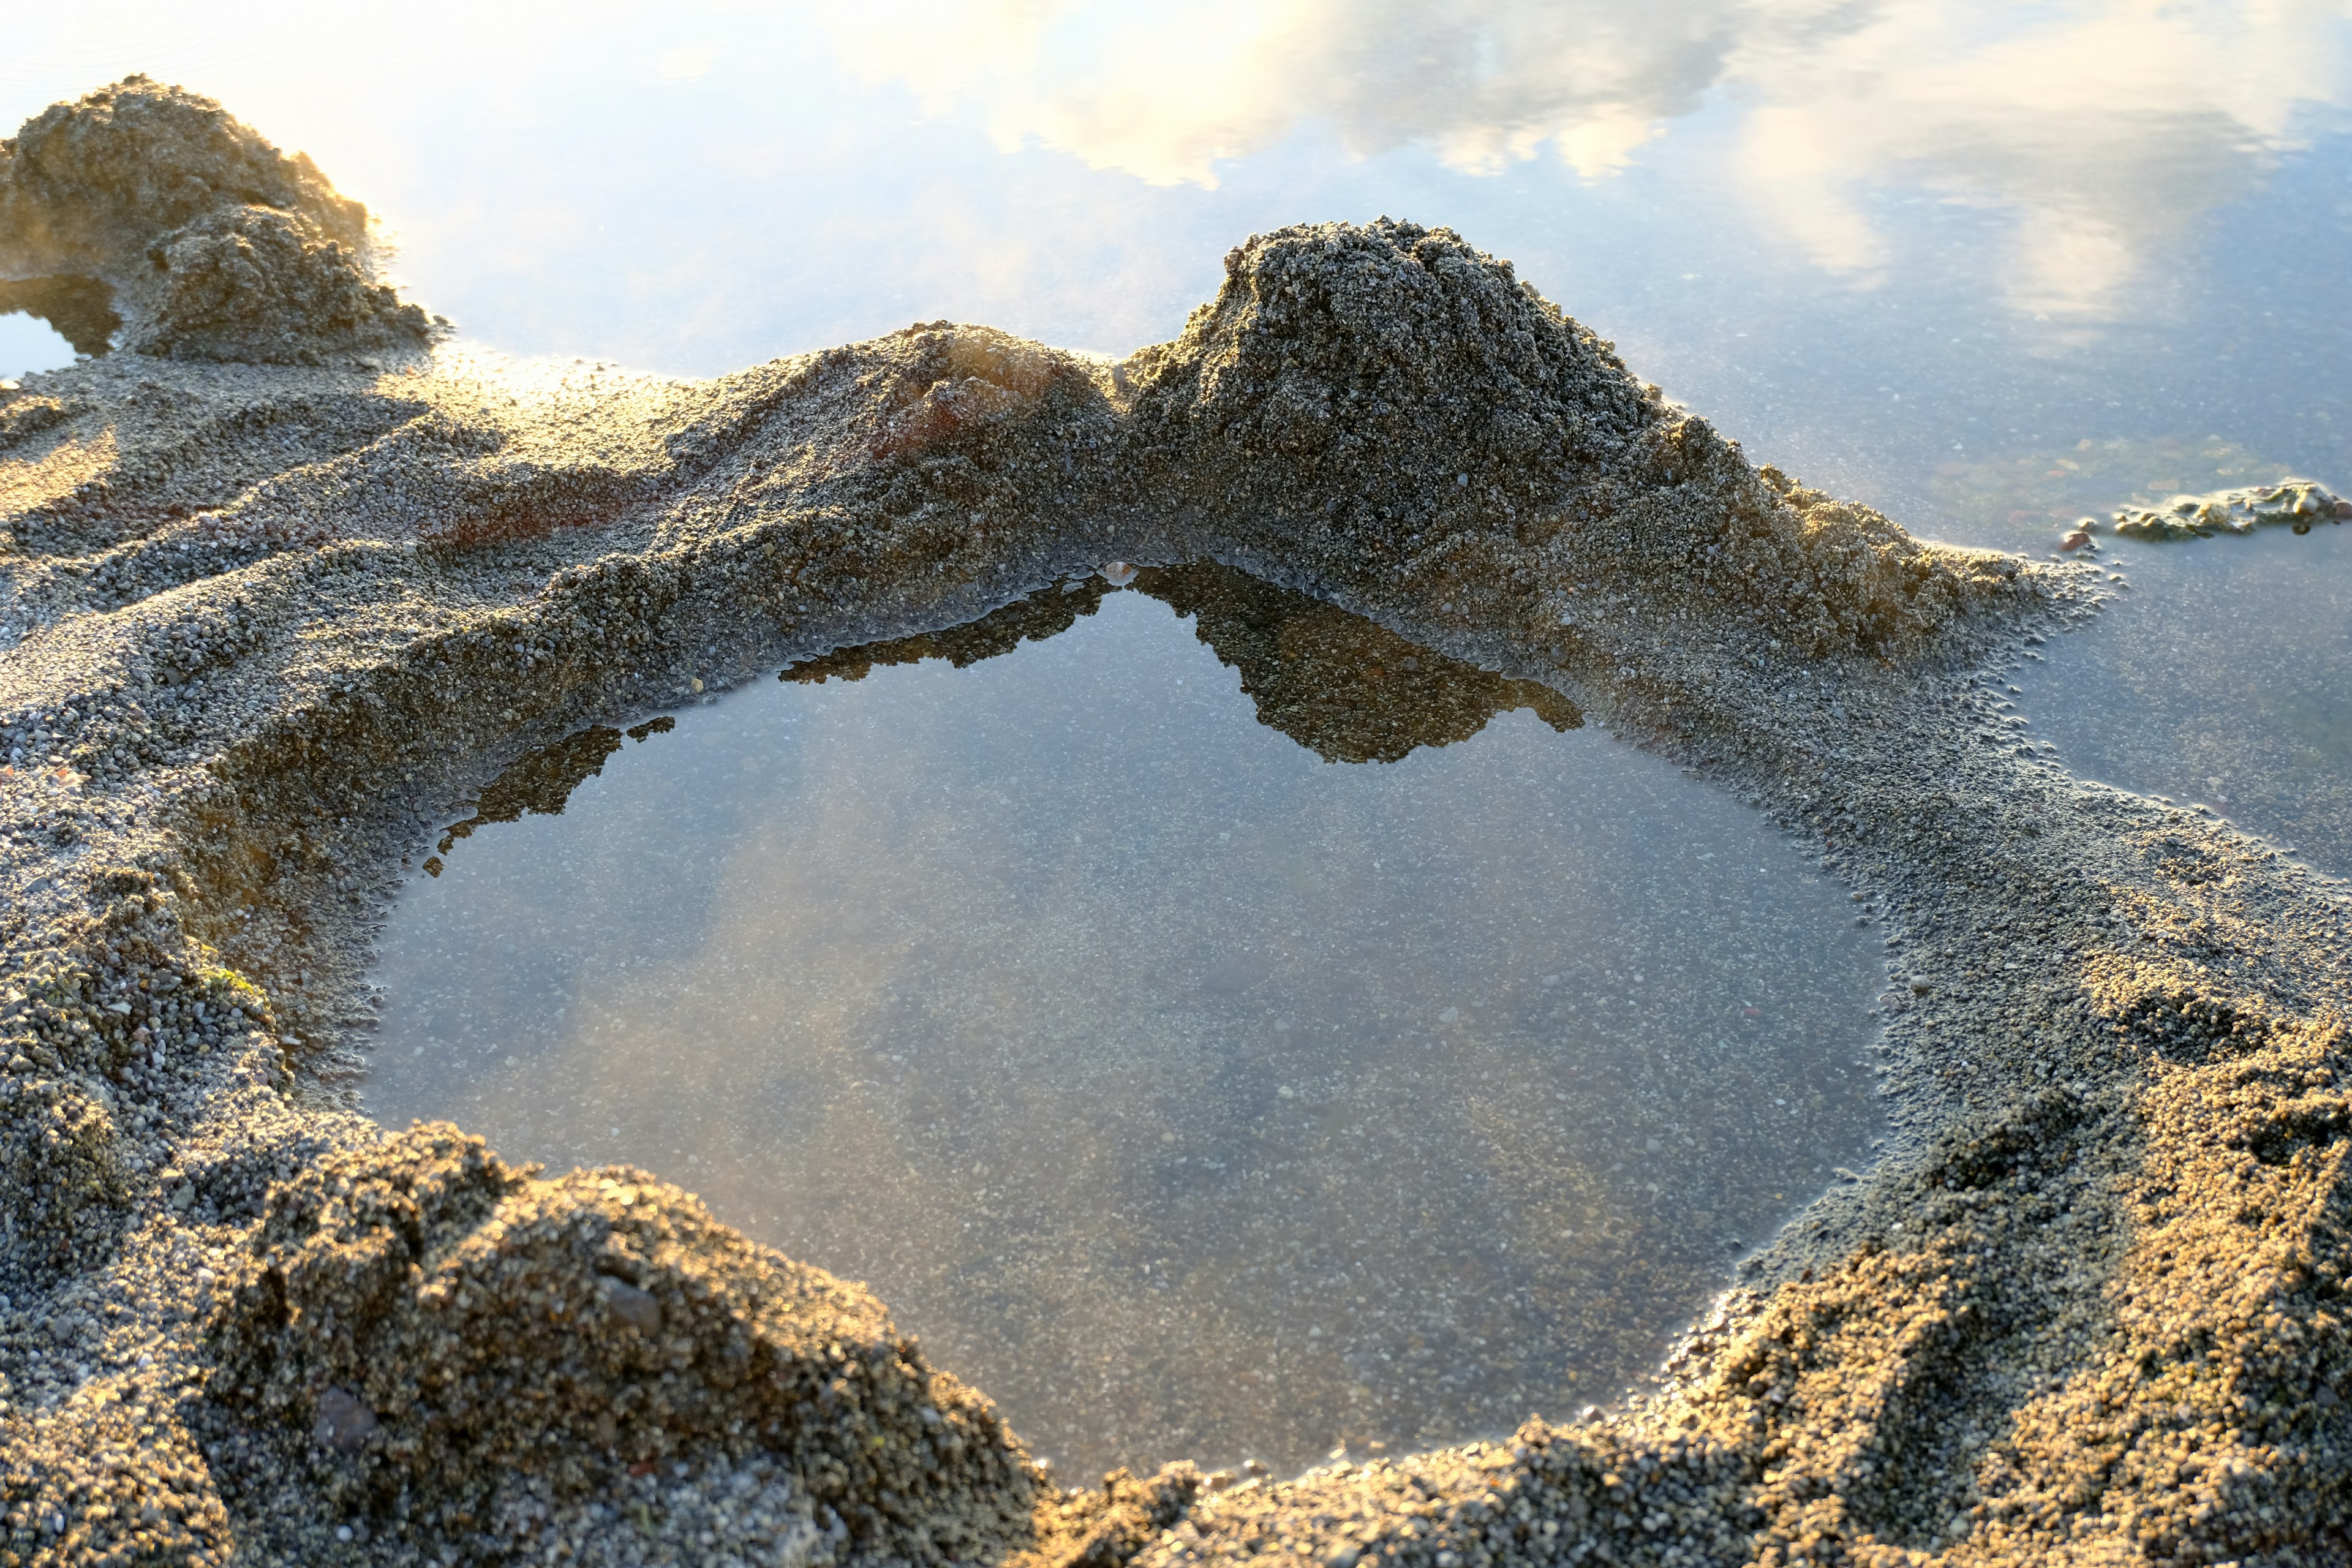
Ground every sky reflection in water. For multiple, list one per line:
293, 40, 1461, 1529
366, 577, 1885, 1477
0, 313, 74, 381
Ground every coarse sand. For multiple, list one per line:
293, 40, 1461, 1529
4, 77, 2351, 1567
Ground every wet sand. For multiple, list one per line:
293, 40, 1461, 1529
4, 77, 2351, 1567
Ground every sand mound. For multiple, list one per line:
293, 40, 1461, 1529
0, 77, 431, 364
209, 1123, 1044, 1566
1122, 219, 2026, 661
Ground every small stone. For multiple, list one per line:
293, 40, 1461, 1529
1909, 975, 1933, 993
603, 1278, 663, 1334
312, 1385, 377, 1452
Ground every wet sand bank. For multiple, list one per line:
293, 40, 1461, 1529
4, 78, 2350, 1568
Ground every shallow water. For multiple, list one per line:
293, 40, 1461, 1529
366, 569, 1884, 1476
0, 312, 74, 380
2017, 523, 2352, 876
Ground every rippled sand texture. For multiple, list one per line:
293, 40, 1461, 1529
367, 574, 1882, 1479
7, 75, 2352, 1568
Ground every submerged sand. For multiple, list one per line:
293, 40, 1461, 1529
3, 77, 2350, 1567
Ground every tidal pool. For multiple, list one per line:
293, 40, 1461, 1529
365, 565, 1883, 1478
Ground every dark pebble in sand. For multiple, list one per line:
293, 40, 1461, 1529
602, 1278, 663, 1334
312, 1385, 378, 1452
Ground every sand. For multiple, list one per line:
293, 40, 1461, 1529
3, 77, 2350, 1567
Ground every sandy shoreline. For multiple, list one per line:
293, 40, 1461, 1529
4, 78, 2351, 1567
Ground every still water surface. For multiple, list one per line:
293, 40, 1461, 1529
2022, 524, 2352, 875
367, 570, 1884, 1476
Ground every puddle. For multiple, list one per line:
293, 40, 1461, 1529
0, 311, 78, 380
364, 565, 1883, 1478
0, 277, 118, 369
2017, 523, 2352, 876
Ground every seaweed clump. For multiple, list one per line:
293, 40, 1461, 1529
0, 77, 430, 363
2106, 479, 2348, 540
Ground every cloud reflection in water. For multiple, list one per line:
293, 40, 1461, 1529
810, 0, 2352, 316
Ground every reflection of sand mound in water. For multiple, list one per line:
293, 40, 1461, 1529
0, 274, 120, 356
783, 575, 1123, 684
0, 77, 429, 363
1136, 562, 1580, 763
784, 564, 1580, 764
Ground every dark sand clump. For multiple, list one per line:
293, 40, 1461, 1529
0, 77, 431, 364
3, 80, 2351, 1566
208, 1125, 1048, 1566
